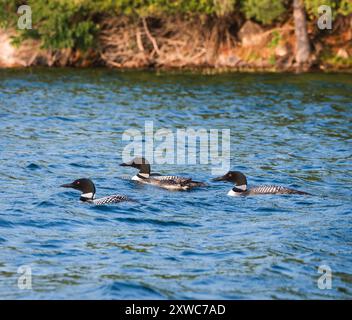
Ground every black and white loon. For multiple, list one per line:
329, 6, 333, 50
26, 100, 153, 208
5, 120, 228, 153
213, 171, 310, 196
61, 178, 131, 205
120, 157, 206, 191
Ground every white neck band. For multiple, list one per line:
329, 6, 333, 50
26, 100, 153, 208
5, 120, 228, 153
81, 192, 94, 199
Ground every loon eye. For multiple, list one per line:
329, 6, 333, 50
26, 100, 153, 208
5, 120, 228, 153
76, 181, 80, 185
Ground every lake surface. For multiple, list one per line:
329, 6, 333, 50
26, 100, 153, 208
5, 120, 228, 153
0, 69, 351, 299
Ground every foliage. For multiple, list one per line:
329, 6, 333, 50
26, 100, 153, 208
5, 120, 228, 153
304, 0, 352, 17
32, 1, 98, 49
268, 31, 282, 49
269, 54, 276, 65
241, 0, 287, 25
1, 0, 229, 49
213, 0, 236, 16
3, 0, 101, 50
304, 0, 338, 18
88, 0, 219, 16
0, 0, 19, 28
1, 0, 351, 51
338, 0, 352, 16
321, 49, 352, 68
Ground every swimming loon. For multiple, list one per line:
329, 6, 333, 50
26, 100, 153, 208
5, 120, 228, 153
213, 171, 310, 196
61, 178, 131, 205
120, 157, 207, 191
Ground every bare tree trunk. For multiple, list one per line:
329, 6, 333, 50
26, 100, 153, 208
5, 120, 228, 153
293, 0, 311, 69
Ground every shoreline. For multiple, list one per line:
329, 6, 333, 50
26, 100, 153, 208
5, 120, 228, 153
1, 14, 351, 73
2, 65, 351, 74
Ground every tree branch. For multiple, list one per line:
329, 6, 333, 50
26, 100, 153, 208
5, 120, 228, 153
142, 17, 161, 56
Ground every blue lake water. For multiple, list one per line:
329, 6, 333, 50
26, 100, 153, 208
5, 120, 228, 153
0, 68, 351, 299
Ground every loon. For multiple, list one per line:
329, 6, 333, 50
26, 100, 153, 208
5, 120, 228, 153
61, 178, 131, 205
213, 171, 310, 196
120, 157, 207, 191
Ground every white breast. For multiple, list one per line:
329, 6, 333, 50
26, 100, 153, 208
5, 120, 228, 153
81, 192, 94, 199
227, 189, 242, 196
132, 175, 142, 181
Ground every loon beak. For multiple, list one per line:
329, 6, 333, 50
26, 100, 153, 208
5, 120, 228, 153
120, 160, 133, 167
120, 163, 129, 167
60, 183, 74, 188
212, 175, 227, 182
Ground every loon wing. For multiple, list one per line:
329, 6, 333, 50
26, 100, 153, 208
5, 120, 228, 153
151, 175, 190, 183
249, 185, 309, 195
93, 194, 131, 205
146, 174, 206, 190
153, 175, 206, 187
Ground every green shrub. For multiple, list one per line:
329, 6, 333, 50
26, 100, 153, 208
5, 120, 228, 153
1, 0, 350, 51
0, 0, 19, 28
213, 0, 236, 16
241, 0, 287, 25
268, 31, 282, 49
304, 0, 352, 18
337, 0, 352, 15
9, 0, 100, 50
3, 0, 220, 50
304, 0, 338, 18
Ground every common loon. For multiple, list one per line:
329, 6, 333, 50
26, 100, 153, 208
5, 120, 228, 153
120, 157, 207, 191
213, 171, 310, 196
61, 178, 131, 204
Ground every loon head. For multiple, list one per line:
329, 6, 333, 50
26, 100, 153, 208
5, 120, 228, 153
120, 157, 151, 176
61, 178, 96, 201
212, 171, 248, 192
